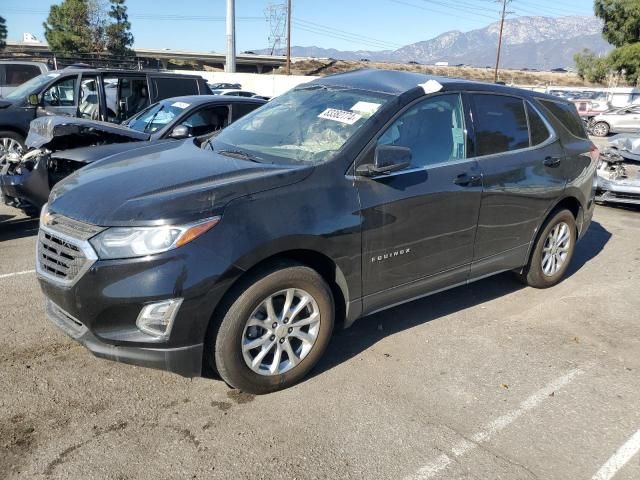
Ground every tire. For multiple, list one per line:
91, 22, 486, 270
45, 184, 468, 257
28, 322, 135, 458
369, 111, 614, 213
0, 131, 25, 164
516, 209, 577, 289
210, 263, 335, 394
591, 122, 610, 137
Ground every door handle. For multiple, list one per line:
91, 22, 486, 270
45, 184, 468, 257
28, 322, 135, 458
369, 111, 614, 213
454, 173, 481, 186
543, 156, 562, 167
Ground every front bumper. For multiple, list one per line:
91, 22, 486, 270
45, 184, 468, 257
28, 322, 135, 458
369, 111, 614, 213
596, 177, 640, 205
46, 300, 203, 377
0, 158, 49, 212
37, 222, 243, 378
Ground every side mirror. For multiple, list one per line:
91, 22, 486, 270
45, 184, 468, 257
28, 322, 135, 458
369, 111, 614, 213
356, 145, 411, 177
27, 94, 40, 106
169, 124, 191, 139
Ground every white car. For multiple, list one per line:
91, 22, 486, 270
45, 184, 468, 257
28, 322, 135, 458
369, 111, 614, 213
210, 89, 257, 98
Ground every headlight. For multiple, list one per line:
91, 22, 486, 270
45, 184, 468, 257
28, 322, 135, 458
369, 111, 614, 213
90, 216, 220, 259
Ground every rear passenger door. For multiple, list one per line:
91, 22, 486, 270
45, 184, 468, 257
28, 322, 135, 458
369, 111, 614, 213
470, 93, 566, 278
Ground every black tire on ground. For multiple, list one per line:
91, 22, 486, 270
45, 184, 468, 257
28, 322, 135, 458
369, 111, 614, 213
210, 262, 335, 394
591, 121, 610, 137
516, 209, 577, 289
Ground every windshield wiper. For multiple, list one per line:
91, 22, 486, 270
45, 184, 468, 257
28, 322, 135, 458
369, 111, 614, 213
143, 105, 164, 133
217, 149, 263, 163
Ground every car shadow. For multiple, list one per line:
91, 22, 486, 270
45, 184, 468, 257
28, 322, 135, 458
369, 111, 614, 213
312, 220, 611, 378
0, 215, 40, 242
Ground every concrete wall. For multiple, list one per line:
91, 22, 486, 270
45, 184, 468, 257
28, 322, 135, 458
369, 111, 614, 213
170, 70, 316, 98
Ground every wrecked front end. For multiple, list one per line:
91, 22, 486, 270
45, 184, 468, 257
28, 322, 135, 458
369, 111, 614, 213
596, 135, 640, 206
0, 149, 82, 215
1, 116, 149, 215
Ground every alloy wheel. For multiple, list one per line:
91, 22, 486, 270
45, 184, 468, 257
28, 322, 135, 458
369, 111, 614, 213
541, 221, 571, 277
0, 137, 24, 164
241, 288, 321, 376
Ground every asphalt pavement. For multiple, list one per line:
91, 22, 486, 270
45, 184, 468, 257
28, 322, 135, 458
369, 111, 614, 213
1, 201, 639, 480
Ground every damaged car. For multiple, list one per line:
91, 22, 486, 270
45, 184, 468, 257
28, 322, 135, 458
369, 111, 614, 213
596, 134, 640, 205
0, 95, 266, 215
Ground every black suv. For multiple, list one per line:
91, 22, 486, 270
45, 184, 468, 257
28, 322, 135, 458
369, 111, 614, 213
37, 70, 598, 394
0, 68, 210, 162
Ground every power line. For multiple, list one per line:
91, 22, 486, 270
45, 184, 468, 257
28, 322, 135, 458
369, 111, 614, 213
2, 8, 264, 22
294, 18, 404, 49
291, 22, 400, 50
387, 0, 493, 26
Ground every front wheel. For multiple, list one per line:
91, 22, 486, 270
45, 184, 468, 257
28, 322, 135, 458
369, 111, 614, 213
211, 263, 334, 394
516, 209, 577, 288
0, 131, 25, 164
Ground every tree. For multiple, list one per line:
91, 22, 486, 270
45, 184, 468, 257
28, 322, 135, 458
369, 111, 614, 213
43, 0, 93, 54
609, 43, 640, 85
0, 16, 7, 51
574, 49, 610, 84
106, 0, 134, 56
594, 0, 640, 48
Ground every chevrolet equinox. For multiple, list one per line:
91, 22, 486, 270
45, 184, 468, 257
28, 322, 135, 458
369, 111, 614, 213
37, 70, 598, 394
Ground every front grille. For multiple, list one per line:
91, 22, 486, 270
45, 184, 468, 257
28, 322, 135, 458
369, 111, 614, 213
37, 230, 88, 281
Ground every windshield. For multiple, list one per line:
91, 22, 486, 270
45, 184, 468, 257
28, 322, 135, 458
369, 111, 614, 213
5, 72, 61, 101
212, 85, 390, 164
124, 99, 191, 133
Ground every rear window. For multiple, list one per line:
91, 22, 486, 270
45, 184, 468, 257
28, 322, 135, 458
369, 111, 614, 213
472, 94, 529, 156
527, 103, 551, 146
5, 64, 42, 86
538, 99, 587, 139
152, 77, 200, 100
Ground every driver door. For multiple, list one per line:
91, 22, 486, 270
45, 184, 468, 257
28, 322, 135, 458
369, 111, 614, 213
38, 75, 79, 117
355, 93, 483, 314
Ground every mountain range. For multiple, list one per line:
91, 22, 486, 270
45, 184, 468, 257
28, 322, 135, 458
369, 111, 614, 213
256, 16, 612, 70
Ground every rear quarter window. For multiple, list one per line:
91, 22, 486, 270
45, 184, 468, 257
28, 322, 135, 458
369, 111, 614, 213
537, 99, 587, 139
152, 77, 200, 100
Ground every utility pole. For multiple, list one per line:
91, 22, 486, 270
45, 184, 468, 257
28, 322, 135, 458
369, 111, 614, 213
286, 0, 292, 75
225, 0, 236, 73
494, 0, 509, 83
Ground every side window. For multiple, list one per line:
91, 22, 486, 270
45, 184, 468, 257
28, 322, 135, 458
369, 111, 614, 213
103, 76, 149, 122
182, 105, 229, 137
43, 77, 77, 107
377, 93, 466, 168
152, 77, 199, 100
6, 64, 42, 86
231, 102, 262, 122
472, 94, 529, 156
527, 103, 551, 146
538, 99, 588, 139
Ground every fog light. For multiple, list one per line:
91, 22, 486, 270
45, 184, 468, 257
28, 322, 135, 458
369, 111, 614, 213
136, 298, 183, 340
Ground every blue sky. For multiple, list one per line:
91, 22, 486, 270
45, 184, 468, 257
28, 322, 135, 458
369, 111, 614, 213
3, 0, 594, 53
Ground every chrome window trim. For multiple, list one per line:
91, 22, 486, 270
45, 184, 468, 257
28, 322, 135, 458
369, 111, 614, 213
36, 224, 98, 288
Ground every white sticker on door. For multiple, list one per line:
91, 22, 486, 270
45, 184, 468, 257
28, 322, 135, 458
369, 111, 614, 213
318, 108, 362, 125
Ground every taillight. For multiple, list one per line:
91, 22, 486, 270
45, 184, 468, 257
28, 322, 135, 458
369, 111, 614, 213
590, 143, 600, 164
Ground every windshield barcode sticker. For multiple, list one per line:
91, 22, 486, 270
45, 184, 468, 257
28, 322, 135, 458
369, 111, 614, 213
318, 108, 362, 125
171, 101, 190, 109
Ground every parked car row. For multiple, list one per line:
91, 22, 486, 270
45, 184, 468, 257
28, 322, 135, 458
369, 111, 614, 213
23, 69, 598, 394
1, 95, 265, 215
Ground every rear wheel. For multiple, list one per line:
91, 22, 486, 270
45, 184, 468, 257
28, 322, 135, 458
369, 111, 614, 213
211, 263, 334, 394
0, 132, 25, 164
591, 122, 610, 137
517, 209, 576, 288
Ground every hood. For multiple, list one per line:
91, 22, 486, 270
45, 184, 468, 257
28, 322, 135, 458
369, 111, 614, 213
50, 141, 166, 164
26, 116, 150, 151
48, 140, 312, 226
